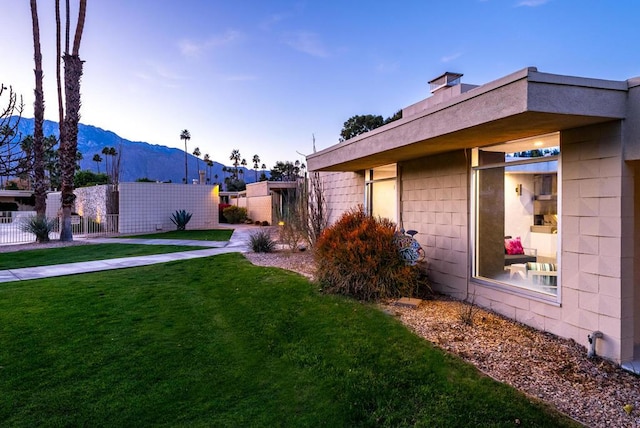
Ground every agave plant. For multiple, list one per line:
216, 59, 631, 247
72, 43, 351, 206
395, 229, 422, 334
171, 209, 193, 231
20, 215, 57, 243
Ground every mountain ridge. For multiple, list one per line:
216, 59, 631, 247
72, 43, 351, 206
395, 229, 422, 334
13, 117, 260, 184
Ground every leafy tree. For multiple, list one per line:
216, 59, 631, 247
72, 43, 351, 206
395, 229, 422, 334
339, 110, 403, 142
269, 161, 303, 182
180, 129, 190, 182
226, 178, 245, 192
74, 169, 108, 187
135, 177, 154, 182
92, 153, 102, 173
339, 114, 383, 142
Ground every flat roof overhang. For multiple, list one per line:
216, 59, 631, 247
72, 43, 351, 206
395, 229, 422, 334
308, 67, 628, 172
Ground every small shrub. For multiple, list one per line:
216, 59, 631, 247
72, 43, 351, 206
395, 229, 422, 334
218, 203, 231, 223
261, 221, 269, 226
249, 229, 276, 253
171, 210, 193, 231
255, 220, 261, 225
315, 206, 423, 302
459, 292, 480, 326
20, 215, 57, 243
223, 206, 247, 224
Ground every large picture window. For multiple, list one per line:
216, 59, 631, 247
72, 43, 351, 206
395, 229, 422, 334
365, 164, 397, 223
472, 133, 560, 297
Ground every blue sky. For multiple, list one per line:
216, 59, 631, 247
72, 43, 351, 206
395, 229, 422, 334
2, 0, 639, 169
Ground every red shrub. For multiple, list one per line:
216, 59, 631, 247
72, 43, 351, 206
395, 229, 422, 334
314, 206, 423, 301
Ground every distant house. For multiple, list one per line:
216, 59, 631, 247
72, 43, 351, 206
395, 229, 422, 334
307, 67, 640, 372
225, 181, 299, 225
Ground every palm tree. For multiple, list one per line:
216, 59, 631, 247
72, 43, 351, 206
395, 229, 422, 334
30, 0, 47, 222
180, 129, 190, 183
207, 159, 214, 184
229, 149, 241, 180
92, 153, 102, 173
193, 146, 201, 179
252, 154, 260, 182
101, 146, 110, 178
241, 158, 247, 181
58, 0, 88, 242
203, 153, 210, 182
261, 163, 267, 181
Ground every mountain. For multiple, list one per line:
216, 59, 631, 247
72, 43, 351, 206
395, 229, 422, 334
13, 118, 261, 184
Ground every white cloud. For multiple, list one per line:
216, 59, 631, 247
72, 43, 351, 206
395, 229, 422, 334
259, 12, 291, 31
517, 0, 549, 6
282, 32, 329, 58
441, 52, 462, 63
178, 30, 243, 58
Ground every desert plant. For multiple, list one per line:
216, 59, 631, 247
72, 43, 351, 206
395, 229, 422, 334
20, 215, 57, 243
170, 210, 192, 231
222, 206, 247, 224
315, 206, 424, 302
249, 229, 276, 253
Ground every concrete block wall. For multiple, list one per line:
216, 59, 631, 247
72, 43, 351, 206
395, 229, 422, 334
319, 171, 365, 224
118, 182, 219, 234
400, 151, 469, 298
561, 121, 631, 362
471, 121, 630, 363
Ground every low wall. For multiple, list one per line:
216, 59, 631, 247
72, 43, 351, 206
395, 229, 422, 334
118, 182, 219, 234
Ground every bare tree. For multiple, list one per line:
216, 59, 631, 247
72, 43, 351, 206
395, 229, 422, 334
30, 0, 47, 220
58, 0, 87, 241
0, 85, 25, 187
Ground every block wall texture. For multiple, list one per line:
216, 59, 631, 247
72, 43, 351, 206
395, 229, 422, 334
118, 182, 219, 234
319, 171, 365, 224
401, 151, 469, 298
472, 121, 630, 363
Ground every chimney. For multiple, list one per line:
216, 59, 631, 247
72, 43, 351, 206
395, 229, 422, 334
429, 72, 463, 94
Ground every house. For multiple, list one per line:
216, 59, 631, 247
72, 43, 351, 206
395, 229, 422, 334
225, 180, 299, 225
307, 67, 640, 372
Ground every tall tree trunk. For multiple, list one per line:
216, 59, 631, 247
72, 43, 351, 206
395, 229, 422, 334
59, 54, 83, 241
58, 0, 87, 242
30, 0, 47, 228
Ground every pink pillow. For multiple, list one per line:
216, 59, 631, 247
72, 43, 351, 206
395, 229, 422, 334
505, 237, 524, 255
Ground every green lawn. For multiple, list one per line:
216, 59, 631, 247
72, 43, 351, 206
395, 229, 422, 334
0, 244, 203, 270
124, 229, 234, 241
0, 253, 577, 427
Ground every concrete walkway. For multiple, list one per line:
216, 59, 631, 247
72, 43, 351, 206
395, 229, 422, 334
0, 227, 254, 284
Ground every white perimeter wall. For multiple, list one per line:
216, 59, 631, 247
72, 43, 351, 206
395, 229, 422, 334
118, 183, 219, 234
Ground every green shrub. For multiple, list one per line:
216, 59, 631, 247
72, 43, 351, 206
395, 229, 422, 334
20, 216, 57, 243
315, 206, 423, 302
249, 229, 276, 253
170, 210, 193, 231
261, 221, 269, 226
222, 206, 247, 224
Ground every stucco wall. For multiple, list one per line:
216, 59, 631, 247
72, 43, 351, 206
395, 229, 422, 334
401, 151, 469, 298
118, 182, 219, 234
319, 171, 365, 224
245, 195, 273, 224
